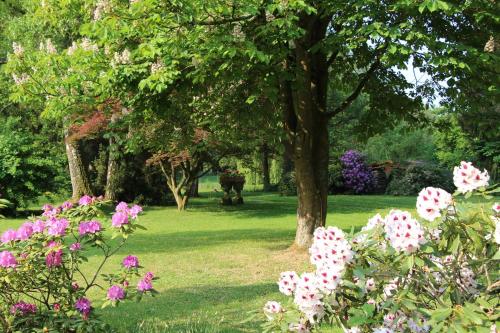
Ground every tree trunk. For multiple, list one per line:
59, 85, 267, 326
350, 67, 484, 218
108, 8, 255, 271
189, 178, 199, 198
65, 135, 93, 201
261, 143, 271, 191
284, 14, 331, 248
105, 137, 120, 201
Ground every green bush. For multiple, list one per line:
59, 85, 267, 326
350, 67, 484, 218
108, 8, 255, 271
386, 162, 453, 195
0, 117, 67, 208
328, 162, 345, 194
278, 171, 297, 196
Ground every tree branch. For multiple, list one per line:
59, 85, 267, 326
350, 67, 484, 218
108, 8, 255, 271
326, 43, 388, 118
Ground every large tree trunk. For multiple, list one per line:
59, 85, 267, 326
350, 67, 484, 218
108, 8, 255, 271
261, 143, 271, 191
105, 137, 120, 201
189, 178, 199, 198
284, 14, 331, 248
65, 134, 93, 201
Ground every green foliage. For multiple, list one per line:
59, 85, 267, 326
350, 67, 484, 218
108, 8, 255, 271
431, 110, 477, 170
0, 117, 67, 207
386, 162, 453, 195
364, 122, 436, 163
278, 172, 296, 197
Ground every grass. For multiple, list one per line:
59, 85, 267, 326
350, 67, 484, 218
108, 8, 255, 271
0, 190, 418, 332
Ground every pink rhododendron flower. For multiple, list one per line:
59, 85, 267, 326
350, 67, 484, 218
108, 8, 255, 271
111, 211, 129, 227
46, 218, 69, 237
107, 285, 125, 300
384, 210, 426, 253
61, 201, 73, 210
416, 187, 452, 222
453, 161, 489, 193
78, 221, 102, 236
137, 278, 153, 292
10, 301, 36, 315
33, 220, 45, 233
0, 251, 17, 268
16, 222, 34, 241
75, 297, 91, 315
70, 242, 81, 251
129, 204, 143, 219
263, 301, 282, 319
42, 204, 53, 212
72, 282, 80, 290
144, 271, 154, 281
78, 195, 93, 206
53, 303, 60, 312
116, 202, 129, 213
278, 271, 299, 295
1, 229, 17, 243
46, 249, 63, 267
122, 255, 139, 269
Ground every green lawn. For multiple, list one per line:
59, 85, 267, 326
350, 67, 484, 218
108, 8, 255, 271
0, 192, 418, 332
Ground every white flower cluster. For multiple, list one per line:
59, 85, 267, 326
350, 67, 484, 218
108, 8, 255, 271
492, 203, 500, 245
263, 301, 282, 320
416, 187, 452, 222
12, 73, 29, 85
384, 210, 426, 253
150, 59, 165, 73
67, 38, 99, 55
453, 161, 489, 193
12, 42, 24, 56
39, 39, 57, 54
353, 213, 384, 244
113, 49, 132, 66
93, 0, 111, 21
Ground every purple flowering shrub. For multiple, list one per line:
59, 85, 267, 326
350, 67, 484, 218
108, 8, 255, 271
0, 196, 158, 333
340, 150, 374, 194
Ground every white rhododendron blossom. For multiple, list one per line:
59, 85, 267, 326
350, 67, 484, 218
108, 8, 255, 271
278, 271, 299, 296
493, 202, 500, 213
263, 301, 282, 319
372, 328, 394, 333
353, 213, 384, 243
262, 162, 497, 332
384, 210, 426, 253
453, 161, 489, 193
416, 187, 452, 221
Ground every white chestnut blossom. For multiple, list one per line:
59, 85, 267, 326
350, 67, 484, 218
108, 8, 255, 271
93, 0, 111, 21
113, 49, 132, 66
12, 73, 29, 85
150, 59, 165, 73
416, 187, 452, 221
12, 42, 24, 56
39, 39, 57, 54
453, 161, 489, 193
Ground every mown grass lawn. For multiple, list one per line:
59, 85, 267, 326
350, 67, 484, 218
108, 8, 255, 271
1, 191, 417, 332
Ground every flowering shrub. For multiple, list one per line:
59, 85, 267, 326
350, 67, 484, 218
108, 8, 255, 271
262, 162, 499, 332
340, 150, 374, 194
0, 197, 157, 332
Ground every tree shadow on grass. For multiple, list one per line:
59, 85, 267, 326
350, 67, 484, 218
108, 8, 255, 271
101, 283, 276, 333
112, 228, 296, 255
169, 193, 417, 220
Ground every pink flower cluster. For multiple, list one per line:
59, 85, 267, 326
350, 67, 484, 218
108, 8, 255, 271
107, 285, 125, 301
416, 187, 452, 222
10, 301, 37, 316
75, 297, 91, 317
384, 210, 426, 253
453, 161, 489, 193
111, 202, 142, 228
0, 250, 17, 268
1, 220, 46, 244
78, 220, 102, 236
122, 255, 139, 269
137, 271, 154, 292
46, 242, 63, 268
46, 218, 69, 237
